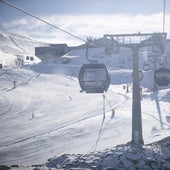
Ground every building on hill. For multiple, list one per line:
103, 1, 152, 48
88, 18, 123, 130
15, 54, 41, 66
68, 37, 119, 56
74, 37, 106, 49
35, 44, 69, 61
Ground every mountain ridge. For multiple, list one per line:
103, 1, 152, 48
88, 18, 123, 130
0, 31, 47, 55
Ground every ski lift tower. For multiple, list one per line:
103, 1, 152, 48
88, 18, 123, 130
104, 32, 167, 147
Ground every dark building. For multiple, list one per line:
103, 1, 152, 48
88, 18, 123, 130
35, 44, 69, 60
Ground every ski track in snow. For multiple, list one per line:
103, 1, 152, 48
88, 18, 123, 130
0, 95, 11, 116
0, 65, 169, 166
0, 87, 127, 148
0, 64, 133, 165
0, 68, 12, 77
9, 36, 27, 53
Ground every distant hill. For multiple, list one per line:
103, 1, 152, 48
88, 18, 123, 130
0, 32, 46, 66
0, 31, 47, 55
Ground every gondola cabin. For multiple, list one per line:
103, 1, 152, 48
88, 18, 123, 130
155, 68, 170, 86
78, 63, 110, 93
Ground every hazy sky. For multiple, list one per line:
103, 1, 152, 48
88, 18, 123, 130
0, 0, 169, 45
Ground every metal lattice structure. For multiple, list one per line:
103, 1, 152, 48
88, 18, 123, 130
104, 32, 167, 147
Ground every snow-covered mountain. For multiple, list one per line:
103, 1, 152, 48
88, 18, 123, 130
0, 32, 46, 67
0, 32, 46, 55
0, 32, 170, 169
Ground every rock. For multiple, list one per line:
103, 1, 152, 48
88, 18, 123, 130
120, 155, 135, 170
162, 162, 170, 169
104, 167, 117, 170
70, 168, 91, 170
135, 160, 146, 169
46, 154, 70, 167
125, 152, 141, 162
0, 165, 10, 170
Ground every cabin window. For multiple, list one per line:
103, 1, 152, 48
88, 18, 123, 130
30, 57, 34, 61
83, 69, 107, 81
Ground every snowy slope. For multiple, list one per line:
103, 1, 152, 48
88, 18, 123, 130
0, 33, 169, 168
0, 32, 45, 67
0, 50, 17, 67
0, 32, 46, 55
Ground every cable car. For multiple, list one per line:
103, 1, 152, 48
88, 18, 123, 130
78, 63, 110, 93
155, 68, 170, 86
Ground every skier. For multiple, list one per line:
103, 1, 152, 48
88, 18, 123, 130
13, 81, 16, 89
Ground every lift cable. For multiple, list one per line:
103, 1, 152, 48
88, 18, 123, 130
0, 0, 95, 46
163, 0, 166, 33
85, 43, 97, 63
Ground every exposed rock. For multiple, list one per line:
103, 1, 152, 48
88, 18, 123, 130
0, 165, 10, 170
45, 137, 170, 170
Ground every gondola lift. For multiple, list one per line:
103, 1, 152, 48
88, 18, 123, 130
159, 55, 167, 67
155, 68, 170, 86
159, 59, 164, 66
78, 63, 110, 93
78, 43, 110, 93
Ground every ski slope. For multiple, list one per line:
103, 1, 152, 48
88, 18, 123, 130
0, 64, 169, 166
0, 34, 170, 166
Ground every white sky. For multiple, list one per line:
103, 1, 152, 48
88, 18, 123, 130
0, 0, 170, 45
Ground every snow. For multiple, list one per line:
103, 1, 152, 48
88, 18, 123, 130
0, 32, 44, 67
0, 50, 17, 67
0, 32, 46, 55
0, 32, 170, 169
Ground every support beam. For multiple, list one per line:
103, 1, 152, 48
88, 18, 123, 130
131, 45, 144, 147
104, 32, 166, 147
